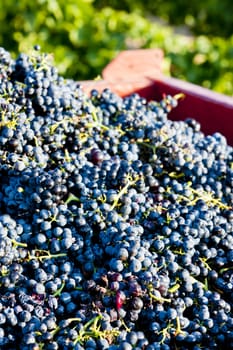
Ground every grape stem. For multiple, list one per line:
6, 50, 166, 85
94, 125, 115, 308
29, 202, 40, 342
28, 249, 66, 262
110, 174, 139, 210
149, 291, 171, 303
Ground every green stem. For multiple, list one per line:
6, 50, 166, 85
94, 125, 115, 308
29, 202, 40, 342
11, 239, 28, 248
83, 314, 102, 331
28, 250, 66, 262
168, 283, 180, 293
110, 175, 139, 210
65, 193, 80, 205
73, 315, 102, 346
175, 316, 185, 336
219, 266, 233, 274
199, 257, 212, 271
137, 140, 157, 153
53, 281, 66, 297
189, 275, 207, 291
149, 291, 171, 303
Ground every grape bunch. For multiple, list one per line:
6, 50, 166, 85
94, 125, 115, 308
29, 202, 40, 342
0, 46, 233, 350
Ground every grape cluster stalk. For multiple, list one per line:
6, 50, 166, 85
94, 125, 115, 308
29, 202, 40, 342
0, 46, 233, 350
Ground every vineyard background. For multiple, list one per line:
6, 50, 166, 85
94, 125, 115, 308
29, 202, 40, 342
0, 0, 232, 95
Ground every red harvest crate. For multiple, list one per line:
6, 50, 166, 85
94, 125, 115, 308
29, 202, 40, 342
81, 49, 233, 146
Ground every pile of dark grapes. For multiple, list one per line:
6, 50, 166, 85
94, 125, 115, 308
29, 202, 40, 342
0, 46, 233, 350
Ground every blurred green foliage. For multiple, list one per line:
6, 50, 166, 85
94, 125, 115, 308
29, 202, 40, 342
0, 0, 232, 95
94, 0, 233, 38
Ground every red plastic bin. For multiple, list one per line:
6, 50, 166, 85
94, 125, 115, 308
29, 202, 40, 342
81, 49, 233, 146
